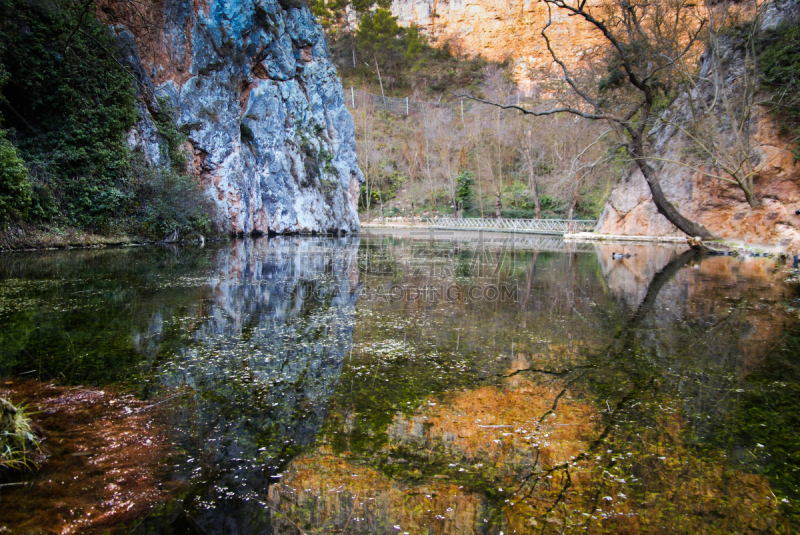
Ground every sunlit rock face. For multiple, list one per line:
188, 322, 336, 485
390, 0, 605, 93
152, 237, 360, 532
596, 108, 800, 248
101, 0, 363, 235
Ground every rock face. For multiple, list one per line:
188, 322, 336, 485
596, 110, 800, 250
390, 0, 604, 93
101, 0, 363, 235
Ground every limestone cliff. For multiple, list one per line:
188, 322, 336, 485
100, 0, 363, 235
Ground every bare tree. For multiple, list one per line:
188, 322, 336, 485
354, 90, 377, 221
547, 117, 612, 220
658, 0, 771, 208
514, 124, 544, 219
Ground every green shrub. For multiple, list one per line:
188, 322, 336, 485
0, 397, 38, 470
759, 22, 800, 158
133, 162, 215, 239
153, 97, 189, 172
0, 0, 138, 229
0, 132, 31, 222
455, 171, 474, 212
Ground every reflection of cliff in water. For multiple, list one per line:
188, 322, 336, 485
146, 237, 360, 533
595, 243, 795, 369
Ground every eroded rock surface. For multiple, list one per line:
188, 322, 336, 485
101, 0, 363, 235
596, 109, 800, 249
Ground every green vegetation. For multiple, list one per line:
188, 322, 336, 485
153, 98, 190, 172
0, 397, 37, 470
0, 131, 31, 221
454, 171, 474, 213
0, 0, 214, 241
312, 0, 487, 96
0, 0, 137, 228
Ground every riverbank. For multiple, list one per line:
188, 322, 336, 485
567, 232, 792, 256
0, 223, 227, 252
0, 224, 143, 252
362, 224, 793, 257
360, 221, 422, 230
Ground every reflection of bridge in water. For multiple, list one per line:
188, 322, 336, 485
364, 228, 597, 254
429, 217, 597, 235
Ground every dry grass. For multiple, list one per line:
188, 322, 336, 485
0, 397, 38, 470
0, 223, 140, 251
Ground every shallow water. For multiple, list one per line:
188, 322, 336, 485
0, 231, 799, 534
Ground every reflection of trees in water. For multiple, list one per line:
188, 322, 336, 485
0, 245, 218, 385
142, 237, 360, 533
494, 250, 793, 531
270, 245, 796, 533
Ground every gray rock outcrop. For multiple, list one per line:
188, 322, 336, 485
104, 0, 363, 235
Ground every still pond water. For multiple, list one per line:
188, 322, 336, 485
1, 230, 799, 534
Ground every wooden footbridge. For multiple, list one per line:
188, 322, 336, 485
428, 217, 597, 235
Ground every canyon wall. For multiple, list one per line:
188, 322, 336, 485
100, 0, 362, 235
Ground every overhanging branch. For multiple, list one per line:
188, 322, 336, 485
452, 92, 613, 121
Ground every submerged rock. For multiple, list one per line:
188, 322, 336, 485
101, 0, 363, 236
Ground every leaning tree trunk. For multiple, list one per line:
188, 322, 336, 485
740, 173, 761, 208
632, 142, 716, 239
495, 191, 503, 219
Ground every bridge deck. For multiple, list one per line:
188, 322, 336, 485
429, 217, 597, 235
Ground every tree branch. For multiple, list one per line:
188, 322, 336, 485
452, 93, 611, 121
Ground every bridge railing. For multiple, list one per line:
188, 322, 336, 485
428, 217, 597, 235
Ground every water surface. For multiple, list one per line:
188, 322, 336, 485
0, 232, 798, 534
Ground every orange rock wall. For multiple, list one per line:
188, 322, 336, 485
390, 0, 605, 93
596, 109, 800, 250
